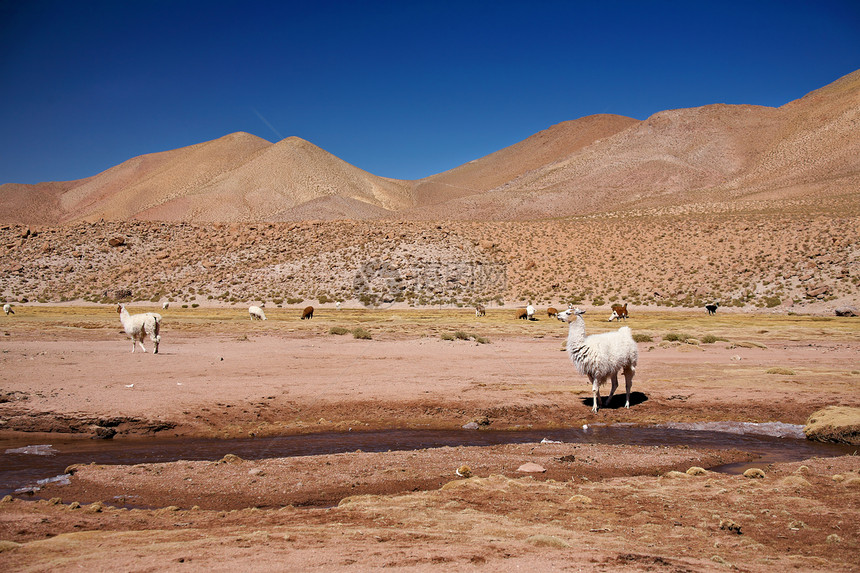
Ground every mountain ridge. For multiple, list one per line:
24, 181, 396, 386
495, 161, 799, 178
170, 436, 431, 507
1, 70, 857, 225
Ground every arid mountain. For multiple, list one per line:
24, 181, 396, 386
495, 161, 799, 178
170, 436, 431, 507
0, 133, 413, 224
0, 70, 857, 225
412, 114, 639, 207
414, 70, 859, 220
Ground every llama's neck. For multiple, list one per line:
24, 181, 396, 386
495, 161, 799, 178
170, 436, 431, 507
119, 308, 130, 324
566, 315, 587, 352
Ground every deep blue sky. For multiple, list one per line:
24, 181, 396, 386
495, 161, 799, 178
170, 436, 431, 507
1, 0, 858, 185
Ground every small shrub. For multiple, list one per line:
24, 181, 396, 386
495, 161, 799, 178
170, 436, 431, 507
351, 327, 372, 340
663, 332, 690, 343
329, 326, 349, 336
632, 333, 653, 343
454, 331, 470, 340
441, 332, 455, 341
700, 334, 718, 344
473, 336, 490, 344
766, 367, 796, 375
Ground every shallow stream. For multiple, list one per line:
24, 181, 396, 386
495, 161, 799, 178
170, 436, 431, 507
2, 422, 856, 498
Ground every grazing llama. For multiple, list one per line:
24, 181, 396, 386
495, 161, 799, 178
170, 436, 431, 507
705, 303, 719, 315
557, 308, 638, 413
608, 303, 628, 321
301, 306, 314, 320
475, 304, 486, 317
117, 304, 162, 353
249, 305, 267, 320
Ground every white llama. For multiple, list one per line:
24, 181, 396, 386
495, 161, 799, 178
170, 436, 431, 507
557, 308, 638, 413
117, 304, 162, 353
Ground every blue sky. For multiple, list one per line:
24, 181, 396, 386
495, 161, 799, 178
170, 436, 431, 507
1, 0, 858, 185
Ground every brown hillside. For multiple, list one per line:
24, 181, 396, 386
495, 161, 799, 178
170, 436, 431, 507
174, 136, 414, 222
411, 114, 639, 207
413, 70, 859, 220
56, 132, 271, 222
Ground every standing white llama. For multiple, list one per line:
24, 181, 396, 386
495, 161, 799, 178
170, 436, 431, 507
557, 308, 638, 413
117, 304, 162, 354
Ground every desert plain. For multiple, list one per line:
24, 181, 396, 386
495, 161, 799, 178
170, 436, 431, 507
0, 306, 858, 572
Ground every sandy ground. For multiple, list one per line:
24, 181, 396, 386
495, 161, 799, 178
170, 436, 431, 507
0, 307, 859, 571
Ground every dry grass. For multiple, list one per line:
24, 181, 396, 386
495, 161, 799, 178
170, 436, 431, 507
3, 306, 858, 345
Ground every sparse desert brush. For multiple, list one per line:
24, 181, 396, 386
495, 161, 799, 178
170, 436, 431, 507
632, 333, 653, 343
663, 332, 691, 343
766, 367, 796, 375
351, 327, 372, 340
329, 326, 349, 335
442, 331, 490, 344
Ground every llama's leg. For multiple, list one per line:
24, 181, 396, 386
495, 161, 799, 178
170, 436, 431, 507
591, 376, 601, 413
605, 373, 619, 406
623, 365, 635, 408
150, 319, 160, 354
134, 330, 146, 353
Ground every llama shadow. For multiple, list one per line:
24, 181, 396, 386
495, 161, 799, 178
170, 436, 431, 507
580, 391, 648, 410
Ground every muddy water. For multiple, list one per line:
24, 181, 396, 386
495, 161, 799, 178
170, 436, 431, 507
2, 424, 856, 498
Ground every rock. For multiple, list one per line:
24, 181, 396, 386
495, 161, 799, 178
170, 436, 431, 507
516, 462, 546, 473
743, 468, 765, 479
804, 406, 860, 445
805, 285, 830, 298
217, 453, 244, 464
834, 306, 858, 317
686, 466, 707, 476
108, 236, 126, 247
93, 426, 116, 439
